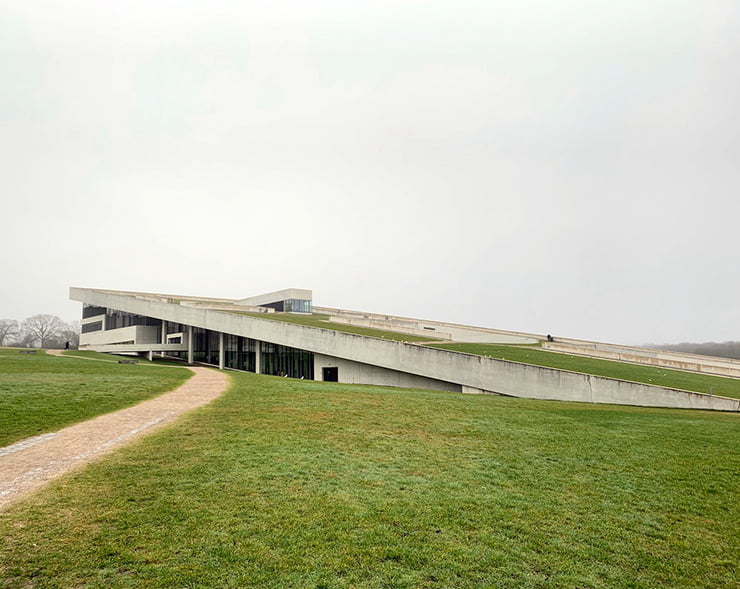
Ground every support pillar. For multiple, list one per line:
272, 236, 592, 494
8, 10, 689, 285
218, 332, 224, 370
255, 340, 261, 374
148, 350, 153, 362
187, 325, 193, 364
161, 321, 168, 357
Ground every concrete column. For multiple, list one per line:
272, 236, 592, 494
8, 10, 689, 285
148, 350, 153, 362
161, 321, 168, 357
254, 340, 261, 374
187, 325, 193, 364
218, 332, 225, 370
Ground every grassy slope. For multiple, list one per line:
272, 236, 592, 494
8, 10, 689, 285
1, 372, 737, 588
0, 349, 191, 447
61, 349, 188, 367
427, 343, 740, 400
234, 312, 438, 342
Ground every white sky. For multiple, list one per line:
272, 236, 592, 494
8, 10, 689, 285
1, 0, 738, 345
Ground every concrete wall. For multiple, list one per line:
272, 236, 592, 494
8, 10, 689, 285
328, 316, 454, 340
81, 313, 105, 328
314, 353, 461, 392
182, 302, 275, 314
80, 325, 160, 347
315, 306, 539, 344
543, 341, 740, 379
70, 288, 740, 412
90, 342, 188, 353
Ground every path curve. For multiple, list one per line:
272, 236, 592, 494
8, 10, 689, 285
0, 357, 230, 511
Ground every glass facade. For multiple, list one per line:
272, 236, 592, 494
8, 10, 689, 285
260, 342, 314, 379
192, 327, 220, 365
82, 307, 313, 380
82, 304, 106, 319
167, 322, 186, 334
261, 299, 312, 313
187, 328, 313, 378
163, 323, 187, 359
284, 299, 312, 313
81, 321, 103, 333
224, 334, 256, 372
105, 310, 161, 330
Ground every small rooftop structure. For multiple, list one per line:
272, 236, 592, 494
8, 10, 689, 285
236, 288, 312, 314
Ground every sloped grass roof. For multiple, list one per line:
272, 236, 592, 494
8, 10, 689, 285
426, 343, 740, 399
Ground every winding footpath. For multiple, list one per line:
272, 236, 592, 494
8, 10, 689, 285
0, 352, 230, 511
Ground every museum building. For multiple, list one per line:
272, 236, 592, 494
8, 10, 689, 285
70, 286, 740, 412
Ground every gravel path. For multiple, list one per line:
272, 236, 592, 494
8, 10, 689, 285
0, 355, 230, 511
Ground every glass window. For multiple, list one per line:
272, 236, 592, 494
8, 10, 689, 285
104, 309, 161, 330
260, 341, 314, 379
224, 334, 256, 372
82, 305, 106, 319
81, 321, 103, 333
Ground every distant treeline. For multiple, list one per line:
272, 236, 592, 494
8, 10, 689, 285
651, 341, 740, 360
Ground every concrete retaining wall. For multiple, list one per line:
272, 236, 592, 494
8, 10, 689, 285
315, 306, 539, 344
328, 316, 453, 340
70, 288, 740, 412
80, 325, 160, 347
313, 353, 461, 392
543, 341, 740, 379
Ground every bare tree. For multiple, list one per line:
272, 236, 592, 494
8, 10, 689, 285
21, 314, 66, 348
14, 330, 39, 349
58, 320, 81, 349
654, 341, 740, 360
0, 319, 18, 346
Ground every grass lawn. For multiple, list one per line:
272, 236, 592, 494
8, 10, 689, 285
61, 349, 188, 367
1, 372, 737, 587
233, 312, 438, 342
0, 348, 191, 447
427, 343, 740, 400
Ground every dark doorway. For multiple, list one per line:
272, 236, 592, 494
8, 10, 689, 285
322, 367, 338, 382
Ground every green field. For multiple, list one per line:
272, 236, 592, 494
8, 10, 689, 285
426, 343, 740, 400
60, 349, 188, 367
233, 312, 438, 342
1, 372, 737, 588
0, 348, 191, 447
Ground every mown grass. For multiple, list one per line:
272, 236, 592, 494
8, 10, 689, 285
427, 343, 740, 400
61, 349, 188, 367
0, 348, 191, 447
1, 372, 737, 588
233, 312, 438, 342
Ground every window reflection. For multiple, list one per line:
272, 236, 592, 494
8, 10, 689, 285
260, 341, 314, 379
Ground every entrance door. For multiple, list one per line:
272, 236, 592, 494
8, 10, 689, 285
322, 367, 338, 382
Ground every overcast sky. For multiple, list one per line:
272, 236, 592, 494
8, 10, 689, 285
1, 0, 738, 345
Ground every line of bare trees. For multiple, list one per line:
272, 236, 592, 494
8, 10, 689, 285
0, 315, 80, 349
652, 341, 740, 361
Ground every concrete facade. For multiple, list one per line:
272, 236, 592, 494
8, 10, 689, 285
316, 306, 539, 344
543, 340, 740, 379
81, 325, 161, 347
71, 287, 740, 412
237, 288, 312, 309
313, 353, 461, 392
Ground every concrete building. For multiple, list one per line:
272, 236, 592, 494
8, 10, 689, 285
71, 287, 740, 412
